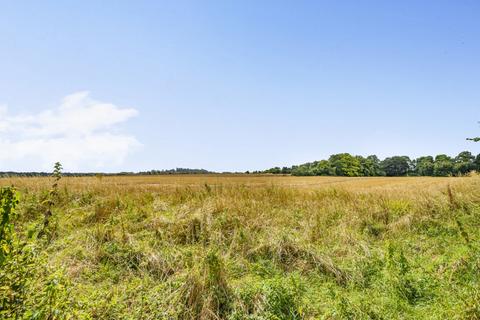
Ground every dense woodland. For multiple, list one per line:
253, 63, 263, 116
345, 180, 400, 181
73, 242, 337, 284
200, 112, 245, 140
263, 151, 480, 177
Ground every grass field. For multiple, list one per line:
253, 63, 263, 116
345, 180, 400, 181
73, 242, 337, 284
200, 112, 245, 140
1, 174, 480, 319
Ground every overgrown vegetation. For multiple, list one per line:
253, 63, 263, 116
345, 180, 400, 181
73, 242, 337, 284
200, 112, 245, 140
0, 173, 479, 319
0, 165, 81, 319
264, 151, 480, 177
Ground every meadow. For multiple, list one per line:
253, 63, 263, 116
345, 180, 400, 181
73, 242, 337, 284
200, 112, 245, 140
1, 174, 479, 319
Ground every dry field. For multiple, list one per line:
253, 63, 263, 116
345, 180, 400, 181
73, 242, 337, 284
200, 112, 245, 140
1, 174, 479, 319
0, 174, 469, 192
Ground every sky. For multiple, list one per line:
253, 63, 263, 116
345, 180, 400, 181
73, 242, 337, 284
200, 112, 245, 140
0, 0, 479, 172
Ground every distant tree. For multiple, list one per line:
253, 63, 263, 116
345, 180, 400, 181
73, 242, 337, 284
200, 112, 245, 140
433, 154, 454, 176
265, 167, 282, 174
311, 160, 332, 176
414, 156, 434, 176
456, 151, 474, 162
291, 165, 314, 176
356, 156, 370, 176
381, 156, 411, 176
356, 155, 383, 176
281, 167, 291, 174
329, 153, 361, 176
475, 154, 480, 171
454, 151, 475, 175
263, 151, 478, 177
367, 155, 384, 176
434, 154, 451, 162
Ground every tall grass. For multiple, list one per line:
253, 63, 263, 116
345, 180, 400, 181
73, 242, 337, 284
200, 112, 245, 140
0, 174, 479, 319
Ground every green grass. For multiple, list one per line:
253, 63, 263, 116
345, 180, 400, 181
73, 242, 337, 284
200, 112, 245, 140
1, 175, 479, 319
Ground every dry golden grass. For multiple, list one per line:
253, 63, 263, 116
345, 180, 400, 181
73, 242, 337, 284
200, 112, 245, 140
2, 174, 479, 319
0, 174, 469, 193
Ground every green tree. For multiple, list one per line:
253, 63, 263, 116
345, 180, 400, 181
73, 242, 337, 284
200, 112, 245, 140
475, 154, 480, 171
309, 160, 330, 176
367, 155, 384, 176
329, 153, 361, 176
456, 151, 475, 162
381, 156, 411, 176
454, 151, 475, 175
356, 155, 382, 176
433, 154, 454, 176
265, 167, 282, 174
356, 156, 370, 176
414, 156, 434, 176
291, 164, 314, 176
280, 167, 291, 174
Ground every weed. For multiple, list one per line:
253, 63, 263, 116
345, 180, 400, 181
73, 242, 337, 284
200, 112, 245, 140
38, 162, 63, 242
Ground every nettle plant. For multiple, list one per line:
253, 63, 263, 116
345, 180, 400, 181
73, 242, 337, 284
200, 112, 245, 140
39, 162, 63, 242
0, 187, 20, 266
0, 186, 28, 316
0, 162, 76, 319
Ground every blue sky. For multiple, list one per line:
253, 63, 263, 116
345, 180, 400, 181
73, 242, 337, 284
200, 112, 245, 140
0, 1, 479, 172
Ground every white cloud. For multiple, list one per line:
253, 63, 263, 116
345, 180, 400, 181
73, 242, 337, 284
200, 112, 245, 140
0, 92, 140, 171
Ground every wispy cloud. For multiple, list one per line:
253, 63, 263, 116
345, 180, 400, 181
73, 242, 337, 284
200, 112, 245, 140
0, 92, 140, 171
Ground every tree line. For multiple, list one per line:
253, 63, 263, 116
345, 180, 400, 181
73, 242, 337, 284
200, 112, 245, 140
262, 151, 480, 177
0, 168, 213, 178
